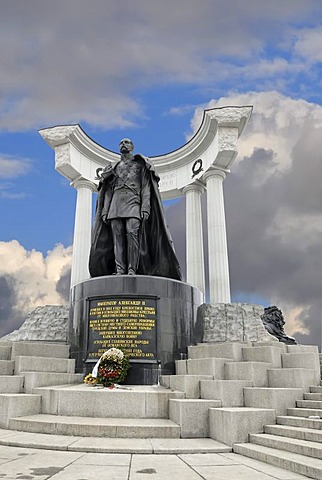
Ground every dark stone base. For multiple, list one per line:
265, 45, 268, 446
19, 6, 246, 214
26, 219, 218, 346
69, 275, 203, 384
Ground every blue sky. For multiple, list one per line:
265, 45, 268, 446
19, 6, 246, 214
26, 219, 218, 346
1, 0, 322, 346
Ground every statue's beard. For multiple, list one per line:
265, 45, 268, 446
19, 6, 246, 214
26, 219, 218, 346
121, 148, 132, 154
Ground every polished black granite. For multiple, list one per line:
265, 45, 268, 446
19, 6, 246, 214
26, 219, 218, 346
69, 275, 203, 384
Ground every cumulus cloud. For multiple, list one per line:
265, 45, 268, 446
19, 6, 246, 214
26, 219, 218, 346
0, 0, 321, 131
191, 91, 322, 174
0, 240, 72, 336
186, 91, 322, 344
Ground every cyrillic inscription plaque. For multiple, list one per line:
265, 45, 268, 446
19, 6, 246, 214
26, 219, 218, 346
86, 297, 157, 361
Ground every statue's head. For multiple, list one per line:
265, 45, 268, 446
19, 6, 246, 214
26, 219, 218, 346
119, 138, 134, 155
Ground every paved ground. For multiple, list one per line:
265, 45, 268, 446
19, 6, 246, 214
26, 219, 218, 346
0, 445, 309, 479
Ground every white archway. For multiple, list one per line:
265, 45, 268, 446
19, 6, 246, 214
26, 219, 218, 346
39, 106, 252, 302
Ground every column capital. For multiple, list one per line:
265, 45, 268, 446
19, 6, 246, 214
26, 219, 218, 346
182, 182, 205, 195
203, 168, 227, 182
71, 177, 96, 192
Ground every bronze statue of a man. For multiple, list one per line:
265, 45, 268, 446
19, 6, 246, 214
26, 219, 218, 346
89, 139, 181, 280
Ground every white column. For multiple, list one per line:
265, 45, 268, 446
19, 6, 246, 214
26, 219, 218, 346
204, 169, 231, 304
182, 183, 205, 297
70, 178, 96, 288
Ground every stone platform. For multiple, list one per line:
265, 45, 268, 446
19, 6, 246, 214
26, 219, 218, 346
69, 275, 203, 383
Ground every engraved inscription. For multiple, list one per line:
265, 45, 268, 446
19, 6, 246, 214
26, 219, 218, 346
86, 297, 157, 361
159, 171, 176, 191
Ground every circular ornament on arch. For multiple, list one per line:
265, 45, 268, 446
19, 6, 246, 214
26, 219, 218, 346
191, 159, 203, 178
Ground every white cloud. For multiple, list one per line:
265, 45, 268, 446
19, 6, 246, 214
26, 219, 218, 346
0, 1, 321, 131
0, 240, 72, 317
0, 185, 27, 200
294, 26, 322, 63
279, 304, 310, 336
0, 155, 31, 179
239, 58, 304, 79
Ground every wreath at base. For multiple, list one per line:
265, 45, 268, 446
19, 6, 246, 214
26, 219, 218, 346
84, 348, 130, 388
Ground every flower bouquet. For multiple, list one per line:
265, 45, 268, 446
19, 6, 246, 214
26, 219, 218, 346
84, 348, 130, 388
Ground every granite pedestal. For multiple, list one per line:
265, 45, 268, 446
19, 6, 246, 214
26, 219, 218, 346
69, 275, 203, 384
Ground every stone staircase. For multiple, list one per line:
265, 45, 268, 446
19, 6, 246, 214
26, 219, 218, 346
1, 338, 322, 473
0, 340, 210, 451
233, 353, 322, 479
0, 341, 83, 429
161, 343, 320, 446
162, 341, 322, 478
9, 384, 185, 438
0, 341, 82, 393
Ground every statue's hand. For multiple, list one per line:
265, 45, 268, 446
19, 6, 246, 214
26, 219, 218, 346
101, 214, 108, 224
141, 212, 149, 221
101, 165, 114, 179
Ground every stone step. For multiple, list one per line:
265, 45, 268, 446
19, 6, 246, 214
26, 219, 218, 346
0, 345, 11, 360
187, 342, 249, 361
234, 442, 322, 479
287, 407, 322, 418
277, 415, 322, 430
251, 341, 286, 351
186, 357, 232, 377
0, 394, 41, 428
297, 399, 322, 409
0, 376, 24, 393
10, 342, 69, 359
267, 368, 318, 390
305, 393, 322, 400
23, 372, 83, 393
250, 432, 322, 459
163, 374, 213, 398
311, 386, 322, 393
9, 414, 181, 438
160, 375, 170, 388
224, 361, 272, 386
287, 345, 319, 354
200, 379, 252, 406
14, 356, 75, 374
34, 384, 184, 418
175, 360, 187, 375
282, 352, 320, 373
169, 398, 221, 438
209, 407, 276, 446
242, 346, 282, 367
265, 423, 322, 442
0, 360, 15, 375
0, 429, 232, 453
244, 387, 303, 416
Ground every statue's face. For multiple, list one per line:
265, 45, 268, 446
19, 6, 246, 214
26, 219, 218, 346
119, 138, 134, 154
